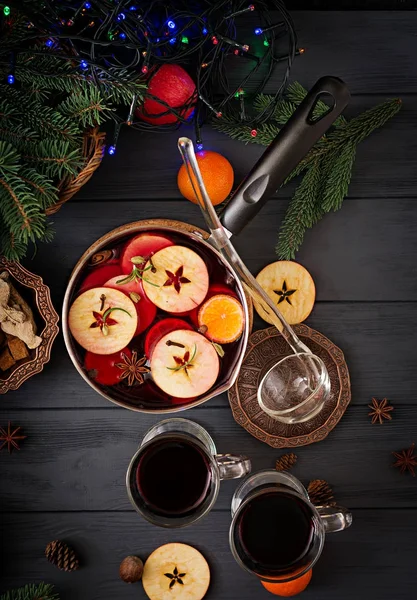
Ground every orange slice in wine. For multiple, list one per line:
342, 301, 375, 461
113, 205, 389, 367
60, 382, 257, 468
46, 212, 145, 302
198, 294, 244, 344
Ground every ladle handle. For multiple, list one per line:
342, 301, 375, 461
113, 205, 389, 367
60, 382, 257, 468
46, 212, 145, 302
220, 76, 350, 237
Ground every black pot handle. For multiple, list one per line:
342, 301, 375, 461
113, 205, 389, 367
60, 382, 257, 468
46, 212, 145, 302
220, 76, 350, 237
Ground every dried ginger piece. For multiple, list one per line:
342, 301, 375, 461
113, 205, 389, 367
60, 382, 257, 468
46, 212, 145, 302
0, 272, 42, 349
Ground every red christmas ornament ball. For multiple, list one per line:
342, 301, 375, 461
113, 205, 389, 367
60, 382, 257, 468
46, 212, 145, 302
137, 64, 196, 125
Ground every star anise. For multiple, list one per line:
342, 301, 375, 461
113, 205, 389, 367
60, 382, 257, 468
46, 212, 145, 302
164, 266, 190, 294
116, 351, 150, 386
393, 443, 417, 476
368, 397, 394, 424
167, 344, 197, 377
0, 422, 26, 453
273, 280, 297, 305
90, 306, 132, 336
164, 566, 186, 589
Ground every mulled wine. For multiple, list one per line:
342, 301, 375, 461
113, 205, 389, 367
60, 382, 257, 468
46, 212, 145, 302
135, 436, 212, 517
68, 228, 246, 410
233, 491, 315, 577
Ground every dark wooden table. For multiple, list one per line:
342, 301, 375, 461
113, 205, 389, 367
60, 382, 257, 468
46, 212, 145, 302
1, 10, 417, 600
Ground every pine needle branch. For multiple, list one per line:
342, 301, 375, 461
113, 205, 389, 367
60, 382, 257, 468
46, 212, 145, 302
215, 87, 402, 260
0, 582, 60, 600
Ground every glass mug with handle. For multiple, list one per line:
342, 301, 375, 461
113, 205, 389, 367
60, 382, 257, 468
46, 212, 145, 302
230, 471, 352, 586
126, 418, 251, 528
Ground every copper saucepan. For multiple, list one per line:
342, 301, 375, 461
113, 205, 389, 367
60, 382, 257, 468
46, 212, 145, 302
62, 77, 350, 413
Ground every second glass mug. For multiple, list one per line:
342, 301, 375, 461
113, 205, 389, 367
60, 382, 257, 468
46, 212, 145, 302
126, 418, 251, 528
230, 470, 352, 585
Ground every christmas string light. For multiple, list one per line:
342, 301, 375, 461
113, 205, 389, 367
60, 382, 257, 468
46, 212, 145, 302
3, 5, 10, 16
5, 0, 298, 147
254, 22, 284, 35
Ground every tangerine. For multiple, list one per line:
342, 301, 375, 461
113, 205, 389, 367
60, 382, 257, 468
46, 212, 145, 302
177, 150, 234, 206
198, 294, 244, 343
261, 569, 313, 597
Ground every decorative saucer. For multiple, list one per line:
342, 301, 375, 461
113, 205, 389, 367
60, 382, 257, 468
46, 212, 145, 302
228, 325, 351, 448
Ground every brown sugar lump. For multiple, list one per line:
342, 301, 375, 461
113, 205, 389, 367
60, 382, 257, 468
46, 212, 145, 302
0, 347, 16, 371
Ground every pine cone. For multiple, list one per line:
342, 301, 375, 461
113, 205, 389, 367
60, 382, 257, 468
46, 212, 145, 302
275, 453, 298, 472
307, 479, 336, 507
45, 540, 79, 572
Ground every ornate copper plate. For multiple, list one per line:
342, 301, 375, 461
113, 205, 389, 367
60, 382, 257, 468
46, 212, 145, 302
228, 325, 351, 448
0, 257, 59, 394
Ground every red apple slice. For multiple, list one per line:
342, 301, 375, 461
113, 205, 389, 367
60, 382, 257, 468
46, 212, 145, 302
120, 233, 174, 275
189, 283, 239, 326
78, 264, 121, 294
68, 287, 137, 354
144, 318, 193, 359
142, 245, 209, 313
104, 276, 157, 336
150, 329, 219, 398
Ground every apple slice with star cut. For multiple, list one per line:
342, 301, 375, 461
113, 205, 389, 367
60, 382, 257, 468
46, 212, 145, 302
68, 287, 137, 354
142, 245, 209, 313
150, 329, 219, 398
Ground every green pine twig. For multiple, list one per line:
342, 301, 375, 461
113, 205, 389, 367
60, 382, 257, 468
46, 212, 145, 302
215, 87, 402, 260
0, 582, 59, 600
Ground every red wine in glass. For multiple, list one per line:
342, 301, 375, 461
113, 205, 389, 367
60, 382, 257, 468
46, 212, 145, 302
234, 491, 316, 577
135, 437, 212, 516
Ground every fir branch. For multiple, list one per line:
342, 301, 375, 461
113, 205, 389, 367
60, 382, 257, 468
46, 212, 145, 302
18, 167, 58, 210
0, 172, 48, 243
320, 142, 357, 212
57, 88, 113, 128
23, 140, 83, 179
276, 161, 323, 260
216, 86, 401, 260
0, 582, 59, 600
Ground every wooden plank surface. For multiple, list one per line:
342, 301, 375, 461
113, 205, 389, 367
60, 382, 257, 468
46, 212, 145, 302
75, 97, 415, 201
1, 511, 417, 600
0, 406, 415, 512
2, 8, 417, 600
2, 302, 417, 410
22, 199, 417, 303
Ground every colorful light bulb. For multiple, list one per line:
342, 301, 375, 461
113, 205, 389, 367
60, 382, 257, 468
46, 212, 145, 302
169, 37, 176, 45
254, 27, 263, 35
80, 60, 88, 69
251, 129, 257, 137
119, 32, 126, 39
249, 4, 255, 10
167, 20, 176, 29
202, 27, 208, 34
197, 143, 203, 151
108, 145, 116, 155
263, 38, 269, 47
129, 5, 138, 10
216, 111, 222, 118
7, 74, 14, 84
117, 12, 126, 21
3, 6, 10, 16
211, 36, 218, 45
45, 39, 53, 47
84, 1, 91, 8
141, 65, 148, 74
181, 36, 189, 44
242, 44, 249, 51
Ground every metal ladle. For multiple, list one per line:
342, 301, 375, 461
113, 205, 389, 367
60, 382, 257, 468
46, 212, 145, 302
178, 138, 331, 423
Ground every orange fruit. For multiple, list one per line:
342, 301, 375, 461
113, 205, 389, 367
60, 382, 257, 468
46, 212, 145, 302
198, 294, 244, 344
177, 150, 234, 206
261, 569, 313, 597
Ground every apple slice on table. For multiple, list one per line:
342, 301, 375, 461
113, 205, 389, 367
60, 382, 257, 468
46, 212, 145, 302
78, 264, 122, 294
104, 276, 157, 336
120, 233, 174, 276
142, 245, 209, 313
144, 318, 193, 359
68, 287, 137, 354
150, 329, 219, 398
